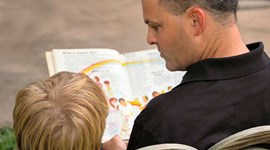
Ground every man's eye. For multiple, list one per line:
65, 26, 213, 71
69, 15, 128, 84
150, 25, 158, 31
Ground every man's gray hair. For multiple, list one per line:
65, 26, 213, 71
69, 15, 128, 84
159, 0, 238, 24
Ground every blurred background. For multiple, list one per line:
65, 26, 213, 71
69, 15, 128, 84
1, 0, 270, 130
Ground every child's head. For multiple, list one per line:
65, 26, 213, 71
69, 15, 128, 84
13, 71, 108, 150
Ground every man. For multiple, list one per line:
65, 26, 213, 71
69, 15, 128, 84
103, 0, 270, 149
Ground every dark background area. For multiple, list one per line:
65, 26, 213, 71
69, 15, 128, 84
1, 0, 270, 127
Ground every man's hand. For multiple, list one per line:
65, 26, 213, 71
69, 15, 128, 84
102, 135, 127, 150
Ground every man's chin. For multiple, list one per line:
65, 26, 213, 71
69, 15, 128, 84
165, 63, 175, 71
165, 63, 185, 72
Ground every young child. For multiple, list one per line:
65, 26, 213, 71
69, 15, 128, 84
13, 71, 109, 150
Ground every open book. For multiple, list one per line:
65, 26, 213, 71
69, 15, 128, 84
137, 125, 270, 150
45, 48, 185, 142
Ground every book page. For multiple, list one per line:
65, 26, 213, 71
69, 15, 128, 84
50, 49, 134, 141
122, 49, 185, 107
45, 51, 56, 76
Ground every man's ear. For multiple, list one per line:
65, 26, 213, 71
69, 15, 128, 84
187, 7, 206, 36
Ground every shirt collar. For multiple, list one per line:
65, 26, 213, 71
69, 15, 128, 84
181, 42, 270, 85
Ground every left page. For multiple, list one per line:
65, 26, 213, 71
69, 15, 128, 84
46, 49, 134, 142
45, 51, 56, 76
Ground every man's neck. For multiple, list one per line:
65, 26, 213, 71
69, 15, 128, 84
201, 22, 249, 59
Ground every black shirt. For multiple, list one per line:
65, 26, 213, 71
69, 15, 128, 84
127, 42, 270, 150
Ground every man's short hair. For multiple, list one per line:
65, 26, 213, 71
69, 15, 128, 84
159, 0, 238, 24
13, 71, 108, 150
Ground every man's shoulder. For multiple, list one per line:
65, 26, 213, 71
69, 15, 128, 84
135, 81, 232, 128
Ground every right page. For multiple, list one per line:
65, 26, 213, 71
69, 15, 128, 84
121, 49, 185, 109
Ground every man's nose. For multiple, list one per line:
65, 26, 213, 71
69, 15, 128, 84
147, 29, 157, 45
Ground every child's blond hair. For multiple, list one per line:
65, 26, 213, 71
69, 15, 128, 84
13, 71, 108, 150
